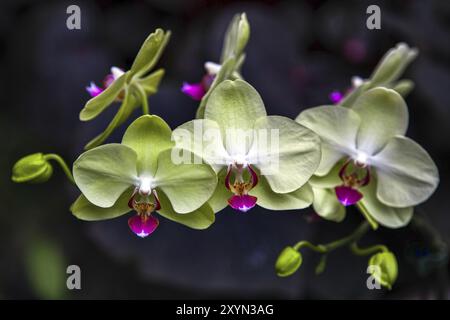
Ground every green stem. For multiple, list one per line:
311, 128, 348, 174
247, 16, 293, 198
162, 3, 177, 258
350, 242, 388, 256
294, 221, 370, 254
356, 201, 379, 230
43, 154, 75, 184
136, 84, 149, 115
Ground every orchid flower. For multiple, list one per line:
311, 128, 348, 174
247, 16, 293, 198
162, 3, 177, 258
338, 43, 417, 107
181, 13, 250, 119
297, 87, 439, 228
80, 29, 171, 150
71, 115, 217, 238
174, 79, 321, 213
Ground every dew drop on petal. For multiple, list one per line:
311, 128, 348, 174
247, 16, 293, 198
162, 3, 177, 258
335, 186, 363, 206
128, 214, 159, 238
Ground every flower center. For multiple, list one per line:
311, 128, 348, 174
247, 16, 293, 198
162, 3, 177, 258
127, 185, 161, 238
335, 158, 371, 206
225, 162, 258, 212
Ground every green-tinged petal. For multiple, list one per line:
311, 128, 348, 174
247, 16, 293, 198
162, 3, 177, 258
312, 187, 346, 222
129, 29, 170, 78
135, 68, 165, 95
296, 105, 361, 156
84, 88, 133, 150
206, 168, 231, 212
353, 87, 409, 155
220, 13, 249, 62
339, 81, 371, 108
80, 73, 127, 121
250, 176, 313, 210
392, 79, 414, 97
70, 189, 133, 221
196, 57, 236, 119
368, 251, 398, 290
172, 119, 229, 171
360, 177, 413, 228
73, 144, 138, 208
370, 43, 417, 87
250, 116, 320, 193
308, 161, 343, 188
157, 190, 215, 229
315, 144, 345, 176
153, 149, 217, 213
372, 136, 439, 207
122, 115, 174, 175
204, 79, 267, 141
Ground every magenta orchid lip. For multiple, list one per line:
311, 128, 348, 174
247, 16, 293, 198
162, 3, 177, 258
127, 188, 162, 237
334, 158, 371, 206
225, 163, 259, 212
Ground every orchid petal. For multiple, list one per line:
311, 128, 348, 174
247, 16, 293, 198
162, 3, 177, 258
135, 68, 165, 95
359, 177, 413, 228
70, 189, 134, 221
352, 87, 408, 155
121, 115, 174, 176
153, 149, 217, 214
204, 80, 267, 145
250, 176, 313, 210
129, 29, 171, 78
220, 13, 250, 63
84, 88, 134, 150
250, 115, 320, 193
206, 168, 233, 212
196, 57, 236, 119
312, 187, 346, 222
73, 144, 138, 208
80, 72, 127, 121
172, 119, 229, 172
157, 190, 215, 229
372, 136, 439, 207
308, 161, 343, 188
370, 43, 417, 87
296, 105, 361, 172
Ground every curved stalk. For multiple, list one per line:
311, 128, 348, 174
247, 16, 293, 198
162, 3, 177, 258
43, 154, 75, 184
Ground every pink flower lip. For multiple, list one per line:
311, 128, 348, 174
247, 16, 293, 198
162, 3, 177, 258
329, 90, 344, 104
335, 185, 363, 206
128, 214, 159, 238
181, 82, 206, 101
86, 82, 103, 97
228, 194, 257, 212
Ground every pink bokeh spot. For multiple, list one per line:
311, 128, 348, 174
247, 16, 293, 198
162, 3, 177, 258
228, 194, 257, 212
181, 82, 206, 101
335, 185, 363, 206
86, 82, 103, 97
329, 90, 344, 104
128, 214, 159, 238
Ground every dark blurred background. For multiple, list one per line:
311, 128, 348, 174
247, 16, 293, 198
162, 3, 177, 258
1, 0, 449, 299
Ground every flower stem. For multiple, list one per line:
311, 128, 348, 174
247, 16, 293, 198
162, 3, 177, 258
356, 201, 379, 230
294, 221, 370, 254
136, 84, 149, 115
350, 242, 388, 256
43, 154, 75, 184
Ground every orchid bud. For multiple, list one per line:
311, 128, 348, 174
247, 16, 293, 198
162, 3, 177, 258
12, 153, 53, 183
368, 251, 398, 290
275, 246, 302, 277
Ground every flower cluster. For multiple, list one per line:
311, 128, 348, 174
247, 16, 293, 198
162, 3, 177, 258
11, 12, 440, 288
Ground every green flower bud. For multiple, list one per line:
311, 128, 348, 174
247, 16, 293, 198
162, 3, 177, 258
275, 246, 302, 277
12, 153, 53, 183
368, 251, 398, 290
